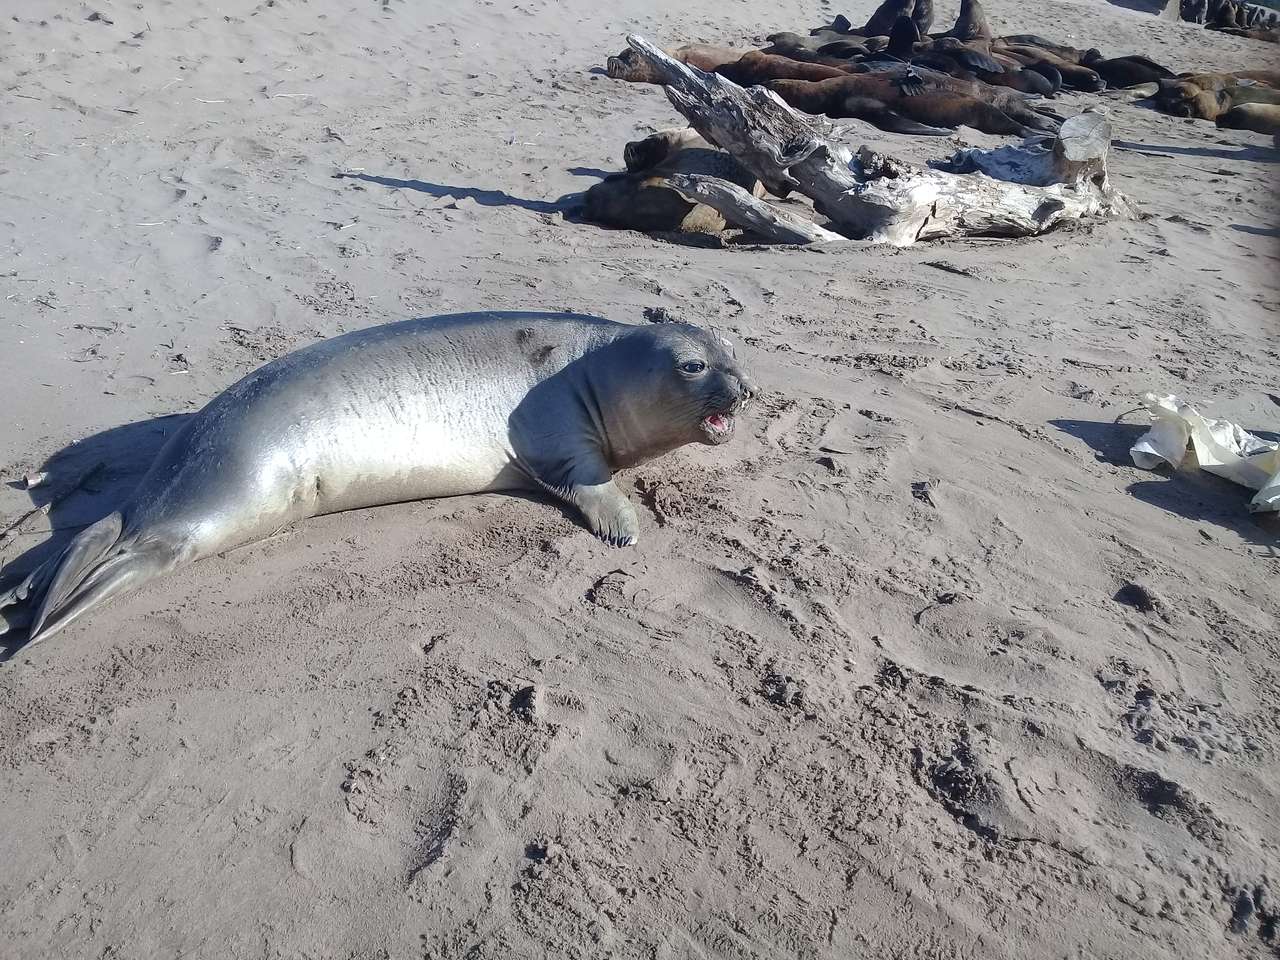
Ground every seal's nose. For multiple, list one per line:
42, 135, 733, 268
736, 372, 756, 403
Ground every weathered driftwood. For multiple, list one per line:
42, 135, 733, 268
935, 112, 1115, 186
624, 34, 1136, 246
664, 173, 844, 244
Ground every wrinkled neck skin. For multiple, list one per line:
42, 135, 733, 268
573, 336, 694, 470
507, 333, 697, 494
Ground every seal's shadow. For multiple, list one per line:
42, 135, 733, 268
1051, 418, 1279, 551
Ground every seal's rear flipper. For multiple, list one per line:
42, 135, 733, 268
7, 511, 173, 647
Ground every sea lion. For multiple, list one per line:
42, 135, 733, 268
622, 127, 706, 172
764, 31, 870, 63
996, 35, 1093, 63
994, 43, 1106, 91
1079, 52, 1175, 87
716, 50, 848, 85
1216, 102, 1280, 134
861, 0, 917, 38
585, 133, 764, 235
767, 71, 1051, 137
880, 18, 1005, 75
912, 0, 936, 35
940, 0, 995, 41
1212, 25, 1280, 40
1157, 73, 1280, 119
605, 44, 742, 83
0, 312, 756, 646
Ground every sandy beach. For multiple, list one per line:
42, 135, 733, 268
1, 0, 1278, 957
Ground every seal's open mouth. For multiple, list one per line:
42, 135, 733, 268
701, 412, 735, 443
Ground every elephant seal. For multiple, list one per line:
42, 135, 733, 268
0, 312, 755, 646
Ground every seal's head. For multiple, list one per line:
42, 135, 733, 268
606, 48, 660, 84
623, 322, 756, 449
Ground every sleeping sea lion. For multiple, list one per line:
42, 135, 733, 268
606, 44, 742, 83
715, 50, 848, 85
584, 132, 764, 235
1079, 53, 1176, 87
1216, 102, 1280, 134
767, 71, 1050, 137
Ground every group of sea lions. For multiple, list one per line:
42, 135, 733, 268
606, 0, 1094, 139
1180, 0, 1280, 40
601, 0, 1280, 154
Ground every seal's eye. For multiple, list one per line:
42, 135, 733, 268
679, 360, 707, 375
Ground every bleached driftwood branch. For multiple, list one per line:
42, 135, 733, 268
624, 34, 1136, 246
664, 173, 844, 244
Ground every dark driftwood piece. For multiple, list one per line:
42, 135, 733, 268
624, 34, 1136, 246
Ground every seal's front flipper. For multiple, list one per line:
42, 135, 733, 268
568, 481, 640, 547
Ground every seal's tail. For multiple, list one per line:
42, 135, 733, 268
0, 512, 172, 647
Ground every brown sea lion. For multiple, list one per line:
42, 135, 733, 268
868, 62, 1063, 129
1216, 102, 1280, 134
1158, 74, 1280, 120
605, 44, 742, 83
913, 0, 936, 34
1211, 25, 1280, 41
1079, 52, 1175, 87
763, 32, 870, 64
940, 0, 995, 41
861, 0, 917, 38
995, 43, 1106, 91
767, 73, 1044, 137
622, 128, 706, 172
584, 132, 764, 235
881, 17, 1005, 74
716, 50, 848, 85
1175, 69, 1280, 88
996, 35, 1093, 63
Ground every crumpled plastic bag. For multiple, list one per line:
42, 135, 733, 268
1130, 393, 1280, 513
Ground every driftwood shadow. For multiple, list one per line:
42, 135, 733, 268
336, 172, 586, 215
1114, 139, 1280, 164
1052, 418, 1279, 550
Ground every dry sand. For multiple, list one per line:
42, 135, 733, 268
1, 1, 1278, 957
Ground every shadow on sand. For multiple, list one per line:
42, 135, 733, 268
336, 172, 589, 216
0, 414, 188, 656
1051, 418, 1279, 551
1114, 139, 1280, 164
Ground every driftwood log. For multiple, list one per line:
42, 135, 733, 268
664, 173, 844, 244
624, 34, 1136, 246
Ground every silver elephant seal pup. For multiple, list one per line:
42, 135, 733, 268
0, 311, 755, 647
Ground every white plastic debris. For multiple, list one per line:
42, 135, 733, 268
1130, 393, 1280, 513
